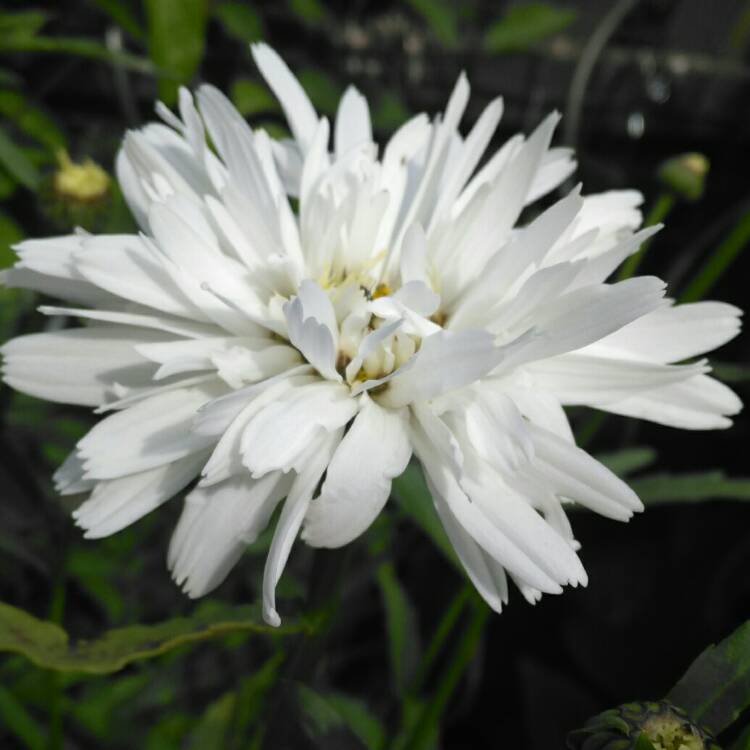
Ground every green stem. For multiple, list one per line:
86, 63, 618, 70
679, 207, 750, 302
410, 584, 471, 695
46, 555, 66, 750
616, 192, 675, 281
397, 598, 489, 750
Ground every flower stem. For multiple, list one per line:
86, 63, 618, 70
617, 192, 676, 281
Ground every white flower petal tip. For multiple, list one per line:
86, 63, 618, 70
0, 44, 742, 618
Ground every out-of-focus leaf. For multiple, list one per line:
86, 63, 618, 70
484, 2, 576, 52
634, 734, 658, 750
289, 0, 326, 25
0, 601, 311, 674
0, 127, 40, 190
0, 684, 45, 750
230, 78, 277, 117
372, 92, 410, 132
0, 90, 64, 150
629, 471, 750, 504
89, 0, 145, 41
187, 692, 235, 750
297, 684, 385, 750
712, 361, 750, 383
729, 722, 750, 750
0, 35, 156, 74
680, 207, 750, 303
297, 68, 339, 114
144, 0, 208, 104
376, 561, 421, 696
0, 208, 23, 267
0, 9, 49, 40
215, 1, 263, 41
668, 619, 750, 734
407, 0, 459, 47
392, 463, 456, 566
595, 447, 657, 478
0, 66, 22, 87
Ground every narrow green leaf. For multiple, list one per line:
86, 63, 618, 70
616, 191, 674, 280
728, 721, 750, 750
88, 0, 146, 41
392, 463, 456, 566
398, 600, 489, 750
0, 90, 64, 150
0, 601, 311, 674
0, 208, 23, 268
214, 1, 263, 42
407, 0, 459, 47
0, 35, 156, 74
376, 561, 421, 695
0, 127, 40, 189
144, 0, 208, 104
634, 733, 658, 750
297, 685, 385, 750
595, 447, 657, 478
289, 0, 327, 25
230, 78, 277, 117
667, 619, 750, 734
0, 684, 46, 750
712, 361, 750, 384
484, 2, 576, 53
629, 471, 750, 504
680, 207, 750, 303
0, 9, 49, 40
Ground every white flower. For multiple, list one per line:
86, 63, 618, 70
1, 44, 742, 626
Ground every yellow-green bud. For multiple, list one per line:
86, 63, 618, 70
567, 700, 720, 750
657, 153, 709, 202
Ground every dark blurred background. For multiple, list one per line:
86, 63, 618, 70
2, 1, 750, 748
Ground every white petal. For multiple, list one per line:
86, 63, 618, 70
284, 280, 340, 381
251, 43, 318, 153
262, 430, 341, 626
77, 385, 222, 479
601, 373, 742, 430
302, 395, 411, 547
1, 327, 159, 406
241, 381, 356, 477
74, 451, 207, 538
381, 329, 499, 408
335, 85, 372, 157
169, 470, 292, 598
528, 424, 642, 520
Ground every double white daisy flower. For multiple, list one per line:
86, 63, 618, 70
2, 45, 741, 626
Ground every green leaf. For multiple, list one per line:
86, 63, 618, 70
629, 471, 750, 504
289, 0, 327, 25
680, 207, 750, 303
484, 2, 576, 53
0, 127, 40, 189
667, 619, 750, 734
595, 447, 657, 477
0, 601, 312, 674
0, 90, 65, 150
297, 68, 340, 115
392, 463, 457, 566
372, 92, 410, 133
376, 561, 421, 696
88, 0, 146, 41
144, 0, 208, 104
0, 684, 45, 750
297, 685, 385, 750
712, 361, 750, 384
0, 9, 49, 40
728, 721, 750, 750
0, 35, 156, 74
634, 733, 658, 750
0, 208, 23, 267
230, 78, 277, 117
214, 1, 263, 42
407, 0, 459, 47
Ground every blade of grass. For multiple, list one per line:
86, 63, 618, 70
616, 192, 675, 280
679, 207, 750, 302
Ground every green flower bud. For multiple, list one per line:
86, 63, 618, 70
657, 153, 709, 202
567, 700, 720, 750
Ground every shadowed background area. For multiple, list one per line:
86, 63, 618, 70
1, 0, 749, 748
